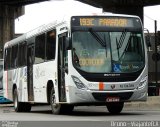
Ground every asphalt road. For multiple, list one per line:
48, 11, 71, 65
0, 105, 160, 127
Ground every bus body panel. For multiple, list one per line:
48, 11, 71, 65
33, 61, 56, 103
3, 67, 28, 102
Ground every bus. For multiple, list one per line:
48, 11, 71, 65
3, 14, 148, 114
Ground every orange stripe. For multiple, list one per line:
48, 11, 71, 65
99, 82, 104, 90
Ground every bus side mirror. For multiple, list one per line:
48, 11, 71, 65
144, 28, 151, 47
145, 35, 151, 47
65, 37, 71, 50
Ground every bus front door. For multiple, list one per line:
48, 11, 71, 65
58, 33, 67, 102
27, 44, 34, 101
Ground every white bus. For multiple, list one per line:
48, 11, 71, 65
3, 14, 148, 114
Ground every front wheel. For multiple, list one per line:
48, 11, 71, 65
50, 87, 62, 114
106, 102, 124, 114
50, 88, 74, 114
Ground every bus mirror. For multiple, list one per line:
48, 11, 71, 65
65, 37, 71, 50
144, 28, 151, 47
145, 35, 151, 47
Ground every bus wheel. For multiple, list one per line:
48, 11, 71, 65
106, 102, 124, 114
13, 88, 22, 112
50, 88, 62, 114
50, 88, 74, 114
13, 89, 31, 112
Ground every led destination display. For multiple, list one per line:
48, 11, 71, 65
71, 16, 141, 28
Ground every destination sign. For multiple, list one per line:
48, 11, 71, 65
80, 18, 127, 27
71, 16, 141, 28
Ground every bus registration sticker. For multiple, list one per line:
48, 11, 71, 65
106, 97, 120, 102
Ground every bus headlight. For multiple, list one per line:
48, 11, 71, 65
138, 76, 148, 90
71, 76, 88, 90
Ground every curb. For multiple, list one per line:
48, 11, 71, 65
124, 96, 160, 110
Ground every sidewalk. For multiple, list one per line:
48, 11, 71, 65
124, 96, 160, 110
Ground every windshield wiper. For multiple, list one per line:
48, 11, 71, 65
89, 29, 106, 47
116, 29, 127, 59
89, 29, 108, 57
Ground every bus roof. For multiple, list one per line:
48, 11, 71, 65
70, 12, 140, 18
4, 13, 140, 48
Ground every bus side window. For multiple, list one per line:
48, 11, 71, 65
46, 30, 56, 60
5, 47, 11, 70
35, 33, 45, 64
18, 42, 27, 67
11, 45, 18, 68
4, 49, 7, 70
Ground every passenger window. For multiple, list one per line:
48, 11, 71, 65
11, 45, 18, 68
18, 42, 27, 67
6, 48, 11, 70
35, 34, 45, 64
46, 30, 56, 60
4, 48, 11, 70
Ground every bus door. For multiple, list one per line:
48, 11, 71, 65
58, 33, 68, 102
27, 44, 34, 101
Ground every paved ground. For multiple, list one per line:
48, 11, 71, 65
0, 105, 160, 127
0, 104, 160, 120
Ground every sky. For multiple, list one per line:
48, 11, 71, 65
15, 0, 160, 33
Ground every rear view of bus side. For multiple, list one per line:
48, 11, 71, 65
3, 14, 148, 114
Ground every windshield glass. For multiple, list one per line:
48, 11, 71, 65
72, 31, 145, 73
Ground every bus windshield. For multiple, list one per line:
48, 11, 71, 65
72, 31, 145, 73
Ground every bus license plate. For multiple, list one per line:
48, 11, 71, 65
106, 97, 120, 102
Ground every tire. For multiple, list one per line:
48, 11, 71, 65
50, 88, 74, 114
50, 87, 62, 114
13, 89, 31, 112
106, 102, 124, 114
